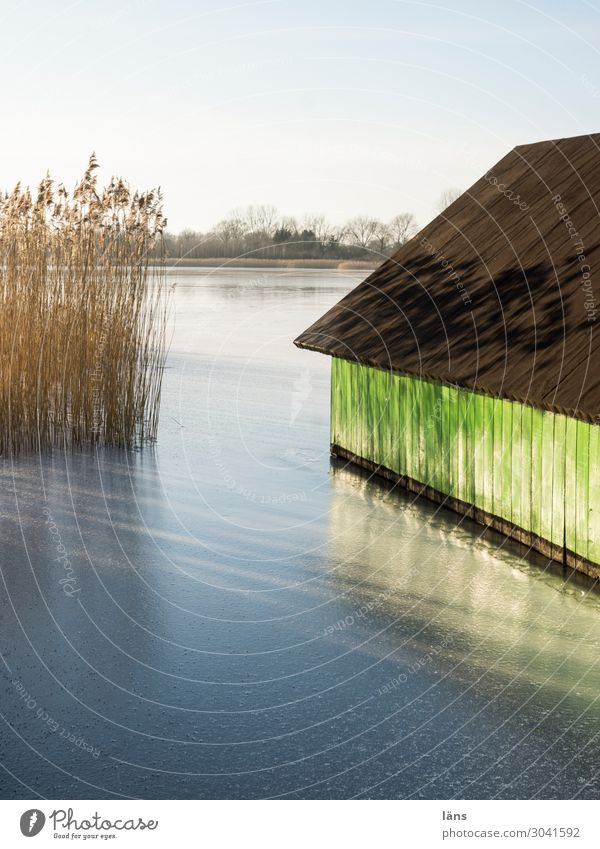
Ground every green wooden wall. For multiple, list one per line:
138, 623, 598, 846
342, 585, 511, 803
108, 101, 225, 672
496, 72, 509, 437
330, 357, 600, 566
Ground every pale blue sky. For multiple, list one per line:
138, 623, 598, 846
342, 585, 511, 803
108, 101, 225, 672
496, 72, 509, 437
1, 0, 599, 230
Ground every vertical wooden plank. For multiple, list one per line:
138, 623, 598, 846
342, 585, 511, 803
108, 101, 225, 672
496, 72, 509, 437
345, 360, 355, 456
381, 368, 393, 470
520, 404, 532, 534
330, 358, 337, 447
395, 374, 404, 476
394, 372, 405, 476
551, 414, 566, 550
415, 378, 425, 483
360, 365, 368, 461
575, 419, 590, 561
370, 366, 378, 465
432, 381, 443, 492
346, 359, 354, 453
422, 380, 434, 487
422, 380, 431, 486
337, 359, 345, 451
381, 368, 392, 470
417, 380, 429, 483
382, 372, 398, 472
465, 389, 476, 507
365, 366, 371, 461
448, 384, 459, 496
404, 375, 414, 480
456, 388, 466, 502
350, 363, 360, 454
359, 364, 367, 461
540, 411, 555, 546
500, 399, 512, 524
355, 362, 363, 459
338, 358, 346, 449
417, 377, 425, 483
492, 397, 503, 518
564, 415, 578, 556
481, 393, 495, 516
390, 370, 401, 475
416, 378, 424, 482
344, 360, 353, 455
439, 383, 451, 497
465, 388, 474, 504
588, 423, 600, 564
336, 359, 348, 448
370, 367, 379, 466
530, 407, 544, 540
472, 392, 485, 511
511, 401, 522, 532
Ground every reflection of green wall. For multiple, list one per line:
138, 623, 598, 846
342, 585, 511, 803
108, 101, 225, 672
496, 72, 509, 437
330, 357, 600, 570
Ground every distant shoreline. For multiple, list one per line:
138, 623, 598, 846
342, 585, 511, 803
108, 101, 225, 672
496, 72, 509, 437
155, 257, 376, 270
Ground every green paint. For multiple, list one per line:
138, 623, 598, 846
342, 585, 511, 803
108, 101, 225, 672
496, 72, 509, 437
588, 424, 600, 564
511, 402, 522, 531
551, 414, 566, 548
540, 412, 555, 545
330, 357, 600, 566
482, 394, 495, 516
500, 399, 513, 524
440, 384, 452, 496
448, 385, 460, 497
530, 407, 544, 540
473, 392, 485, 508
492, 397, 504, 519
575, 420, 590, 561
520, 404, 532, 534
564, 415, 577, 555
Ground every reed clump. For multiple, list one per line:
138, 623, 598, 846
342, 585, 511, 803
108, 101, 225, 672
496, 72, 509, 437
0, 155, 168, 454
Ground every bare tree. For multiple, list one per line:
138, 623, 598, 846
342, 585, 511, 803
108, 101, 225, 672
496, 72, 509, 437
177, 228, 205, 258
280, 215, 298, 232
303, 214, 334, 244
214, 214, 246, 242
373, 221, 391, 255
437, 188, 462, 212
344, 216, 381, 250
242, 204, 279, 236
163, 205, 421, 261
388, 212, 417, 247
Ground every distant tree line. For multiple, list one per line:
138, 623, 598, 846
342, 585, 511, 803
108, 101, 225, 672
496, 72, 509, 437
161, 206, 419, 261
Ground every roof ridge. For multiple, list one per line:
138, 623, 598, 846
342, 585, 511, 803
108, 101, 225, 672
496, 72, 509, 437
513, 131, 600, 152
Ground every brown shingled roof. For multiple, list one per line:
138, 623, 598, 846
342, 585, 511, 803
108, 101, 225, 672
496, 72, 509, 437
294, 133, 600, 422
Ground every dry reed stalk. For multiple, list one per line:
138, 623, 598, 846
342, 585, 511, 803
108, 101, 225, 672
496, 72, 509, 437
0, 155, 168, 454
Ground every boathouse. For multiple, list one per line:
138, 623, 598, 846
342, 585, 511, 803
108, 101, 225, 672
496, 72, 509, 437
294, 133, 600, 579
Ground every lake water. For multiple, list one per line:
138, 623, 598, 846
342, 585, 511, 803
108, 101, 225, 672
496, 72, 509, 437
1, 268, 599, 799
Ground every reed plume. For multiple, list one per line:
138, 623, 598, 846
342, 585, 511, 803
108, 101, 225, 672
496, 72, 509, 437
0, 155, 168, 454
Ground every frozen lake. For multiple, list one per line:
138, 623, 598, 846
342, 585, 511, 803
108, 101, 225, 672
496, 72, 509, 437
1, 268, 599, 799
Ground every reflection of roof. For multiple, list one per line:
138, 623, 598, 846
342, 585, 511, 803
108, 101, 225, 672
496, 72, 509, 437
294, 133, 600, 422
